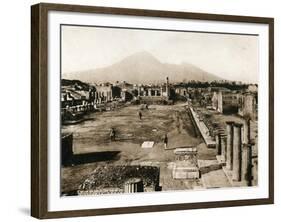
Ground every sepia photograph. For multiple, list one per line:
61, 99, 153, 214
60, 25, 259, 196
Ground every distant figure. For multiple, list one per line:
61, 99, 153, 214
110, 128, 116, 141
163, 134, 168, 149
138, 111, 142, 120
146, 104, 149, 110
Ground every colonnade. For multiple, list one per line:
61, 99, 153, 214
216, 119, 253, 185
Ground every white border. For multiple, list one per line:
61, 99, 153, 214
48, 11, 269, 211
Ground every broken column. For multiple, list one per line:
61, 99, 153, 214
124, 178, 144, 193
232, 123, 243, 181
226, 121, 234, 170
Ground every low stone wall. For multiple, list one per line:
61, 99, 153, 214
189, 107, 216, 148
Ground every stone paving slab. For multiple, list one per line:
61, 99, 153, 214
198, 159, 222, 174
201, 169, 231, 188
222, 166, 248, 187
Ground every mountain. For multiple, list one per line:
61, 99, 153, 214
63, 51, 223, 84
61, 79, 90, 90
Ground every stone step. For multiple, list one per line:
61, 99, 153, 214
198, 159, 222, 174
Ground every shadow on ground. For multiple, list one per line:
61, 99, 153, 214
71, 151, 121, 165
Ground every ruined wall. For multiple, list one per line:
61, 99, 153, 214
77, 165, 160, 195
61, 133, 73, 167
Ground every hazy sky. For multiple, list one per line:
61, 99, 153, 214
62, 25, 259, 83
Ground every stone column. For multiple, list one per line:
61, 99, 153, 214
226, 121, 234, 170
241, 118, 252, 185
232, 123, 243, 181
217, 91, 223, 113
148, 89, 152, 96
166, 77, 170, 98
215, 132, 221, 155
220, 134, 227, 163
252, 155, 258, 186
241, 143, 252, 185
243, 118, 251, 144
94, 92, 97, 103
104, 91, 108, 102
96, 92, 100, 103
143, 90, 146, 96
124, 178, 144, 193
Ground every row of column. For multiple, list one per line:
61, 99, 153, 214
216, 119, 253, 185
94, 91, 113, 103
138, 87, 163, 97
64, 102, 95, 113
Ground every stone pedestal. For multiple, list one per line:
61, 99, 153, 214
172, 165, 200, 179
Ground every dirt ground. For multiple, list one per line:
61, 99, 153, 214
61, 103, 210, 194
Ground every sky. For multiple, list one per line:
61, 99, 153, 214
62, 25, 259, 83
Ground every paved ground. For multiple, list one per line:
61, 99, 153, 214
61, 103, 231, 194
201, 169, 232, 188
62, 104, 200, 152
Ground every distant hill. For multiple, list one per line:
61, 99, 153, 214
61, 79, 90, 91
63, 51, 223, 84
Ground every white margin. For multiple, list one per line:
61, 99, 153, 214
48, 11, 269, 211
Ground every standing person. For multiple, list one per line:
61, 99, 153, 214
163, 134, 168, 149
110, 128, 116, 141
138, 111, 142, 120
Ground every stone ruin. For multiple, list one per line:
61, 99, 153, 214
77, 165, 161, 195
215, 119, 258, 186
172, 147, 200, 180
